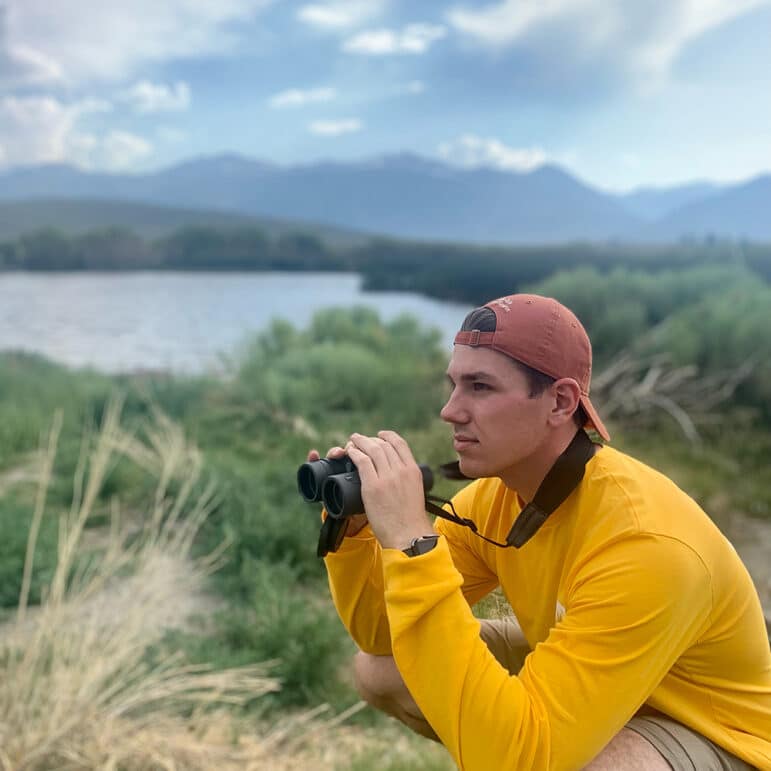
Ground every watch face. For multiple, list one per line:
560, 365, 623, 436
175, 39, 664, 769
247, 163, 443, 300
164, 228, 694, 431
406, 535, 439, 556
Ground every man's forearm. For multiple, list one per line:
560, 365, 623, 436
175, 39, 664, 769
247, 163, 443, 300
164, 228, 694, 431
324, 528, 393, 654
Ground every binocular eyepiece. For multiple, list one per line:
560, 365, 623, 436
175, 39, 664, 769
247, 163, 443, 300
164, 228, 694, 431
297, 456, 434, 519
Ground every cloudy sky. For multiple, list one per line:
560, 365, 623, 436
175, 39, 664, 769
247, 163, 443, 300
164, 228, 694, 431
1, 0, 770, 191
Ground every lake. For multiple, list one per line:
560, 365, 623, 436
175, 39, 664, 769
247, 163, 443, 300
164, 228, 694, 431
0, 272, 472, 374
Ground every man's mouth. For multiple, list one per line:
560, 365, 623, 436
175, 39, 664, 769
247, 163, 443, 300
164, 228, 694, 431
453, 434, 477, 451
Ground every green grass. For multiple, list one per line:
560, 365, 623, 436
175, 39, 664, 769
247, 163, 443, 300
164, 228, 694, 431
1, 301, 769, 768
0, 493, 58, 607
162, 558, 355, 713
335, 720, 456, 771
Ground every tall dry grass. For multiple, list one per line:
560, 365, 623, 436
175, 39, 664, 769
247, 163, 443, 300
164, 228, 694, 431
0, 397, 365, 770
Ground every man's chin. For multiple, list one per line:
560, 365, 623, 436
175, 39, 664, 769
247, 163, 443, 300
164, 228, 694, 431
458, 457, 492, 479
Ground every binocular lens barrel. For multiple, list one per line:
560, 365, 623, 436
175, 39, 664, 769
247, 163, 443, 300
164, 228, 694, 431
323, 472, 363, 519
327, 481, 344, 515
297, 456, 435, 519
297, 464, 322, 502
297, 457, 352, 502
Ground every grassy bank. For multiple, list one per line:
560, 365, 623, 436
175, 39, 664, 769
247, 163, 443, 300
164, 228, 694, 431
0, 285, 769, 768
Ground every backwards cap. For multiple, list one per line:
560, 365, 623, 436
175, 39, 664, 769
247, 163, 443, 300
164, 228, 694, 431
454, 293, 610, 442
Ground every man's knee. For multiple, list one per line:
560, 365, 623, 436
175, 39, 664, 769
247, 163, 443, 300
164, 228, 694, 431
352, 652, 440, 741
353, 651, 403, 706
585, 728, 671, 770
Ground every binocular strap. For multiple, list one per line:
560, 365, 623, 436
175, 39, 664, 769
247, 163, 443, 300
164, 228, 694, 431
317, 516, 348, 558
426, 429, 596, 550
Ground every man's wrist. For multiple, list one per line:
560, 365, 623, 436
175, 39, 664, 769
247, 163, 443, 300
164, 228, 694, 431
402, 534, 440, 557
344, 514, 369, 537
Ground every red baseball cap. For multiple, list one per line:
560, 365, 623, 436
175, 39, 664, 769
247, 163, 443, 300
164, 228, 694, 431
454, 293, 610, 441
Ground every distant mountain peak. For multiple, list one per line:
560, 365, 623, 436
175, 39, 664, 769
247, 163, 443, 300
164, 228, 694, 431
163, 153, 276, 176
0, 153, 769, 243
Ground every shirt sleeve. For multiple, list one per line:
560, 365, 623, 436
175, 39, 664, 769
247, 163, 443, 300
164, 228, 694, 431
382, 533, 713, 771
324, 480, 499, 655
323, 523, 393, 654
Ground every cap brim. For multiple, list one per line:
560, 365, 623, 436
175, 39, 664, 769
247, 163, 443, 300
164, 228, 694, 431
580, 395, 610, 442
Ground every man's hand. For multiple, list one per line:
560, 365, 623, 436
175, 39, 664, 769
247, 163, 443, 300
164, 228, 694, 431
344, 430, 434, 551
306, 445, 369, 537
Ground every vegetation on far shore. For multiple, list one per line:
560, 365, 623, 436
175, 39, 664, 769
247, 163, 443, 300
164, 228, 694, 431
2, 225, 771, 306
1, 256, 770, 768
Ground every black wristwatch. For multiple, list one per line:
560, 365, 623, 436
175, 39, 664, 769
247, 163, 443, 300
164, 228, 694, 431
403, 534, 440, 557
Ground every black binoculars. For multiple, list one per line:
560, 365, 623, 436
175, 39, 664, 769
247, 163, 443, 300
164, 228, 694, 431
297, 455, 434, 519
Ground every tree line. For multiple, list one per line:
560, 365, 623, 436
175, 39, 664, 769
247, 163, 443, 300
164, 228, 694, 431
0, 226, 349, 273
2, 225, 770, 306
354, 238, 771, 303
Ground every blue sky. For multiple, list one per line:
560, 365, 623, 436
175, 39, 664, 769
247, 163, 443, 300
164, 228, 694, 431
1, 0, 770, 191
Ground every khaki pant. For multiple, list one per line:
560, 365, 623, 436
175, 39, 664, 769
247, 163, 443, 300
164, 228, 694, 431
480, 617, 756, 771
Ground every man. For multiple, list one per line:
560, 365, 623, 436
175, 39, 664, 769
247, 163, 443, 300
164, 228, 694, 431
313, 293, 771, 770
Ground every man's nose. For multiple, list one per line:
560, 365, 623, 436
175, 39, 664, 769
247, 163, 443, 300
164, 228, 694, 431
440, 390, 466, 423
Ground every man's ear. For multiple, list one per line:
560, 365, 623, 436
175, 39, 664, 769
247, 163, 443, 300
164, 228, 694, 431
550, 378, 582, 426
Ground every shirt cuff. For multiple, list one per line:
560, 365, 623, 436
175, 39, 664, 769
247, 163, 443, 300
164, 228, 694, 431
381, 537, 464, 626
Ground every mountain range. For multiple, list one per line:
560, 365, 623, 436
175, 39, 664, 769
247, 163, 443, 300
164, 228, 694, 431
0, 153, 768, 244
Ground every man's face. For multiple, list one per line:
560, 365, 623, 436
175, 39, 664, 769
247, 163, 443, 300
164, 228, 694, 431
440, 345, 553, 479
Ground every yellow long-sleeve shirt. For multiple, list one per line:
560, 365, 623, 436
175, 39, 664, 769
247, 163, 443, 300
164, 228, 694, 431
324, 446, 771, 770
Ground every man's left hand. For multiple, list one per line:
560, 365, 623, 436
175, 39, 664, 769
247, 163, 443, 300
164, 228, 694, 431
345, 430, 435, 551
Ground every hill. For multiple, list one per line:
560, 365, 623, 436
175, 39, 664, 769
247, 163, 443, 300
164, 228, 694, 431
0, 197, 367, 247
1, 153, 769, 243
655, 175, 771, 241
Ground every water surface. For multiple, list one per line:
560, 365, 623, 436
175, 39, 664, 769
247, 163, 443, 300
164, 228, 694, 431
0, 272, 471, 373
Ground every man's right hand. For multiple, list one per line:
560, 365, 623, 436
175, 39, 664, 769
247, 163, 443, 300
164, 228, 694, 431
307, 446, 369, 537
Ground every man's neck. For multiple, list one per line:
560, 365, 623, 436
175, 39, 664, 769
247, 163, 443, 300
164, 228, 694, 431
499, 430, 588, 502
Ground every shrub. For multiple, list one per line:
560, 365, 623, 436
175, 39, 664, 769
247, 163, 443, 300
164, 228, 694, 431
529, 265, 758, 364
234, 308, 447, 432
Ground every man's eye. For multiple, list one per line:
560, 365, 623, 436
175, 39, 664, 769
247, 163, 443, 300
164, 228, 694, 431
472, 382, 490, 392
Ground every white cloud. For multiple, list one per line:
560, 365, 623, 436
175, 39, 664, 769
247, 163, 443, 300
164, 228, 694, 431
123, 80, 191, 113
388, 80, 426, 97
73, 97, 113, 115
620, 152, 642, 170
156, 126, 187, 143
447, 0, 771, 79
102, 130, 152, 169
447, 0, 581, 47
630, 0, 771, 81
403, 79, 426, 94
0, 4, 62, 86
297, 1, 386, 30
0, 43, 63, 87
309, 118, 362, 136
0, 95, 99, 165
437, 134, 547, 172
343, 23, 446, 55
4, 0, 276, 84
0, 94, 150, 169
269, 86, 336, 108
